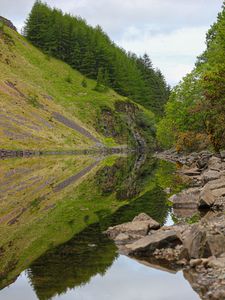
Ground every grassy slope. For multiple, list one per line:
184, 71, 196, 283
0, 155, 128, 287
0, 27, 154, 150
0, 155, 186, 289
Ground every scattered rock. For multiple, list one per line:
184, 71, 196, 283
107, 150, 225, 300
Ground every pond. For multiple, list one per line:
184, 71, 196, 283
0, 154, 200, 300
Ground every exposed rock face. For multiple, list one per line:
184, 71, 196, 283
97, 101, 150, 151
0, 17, 17, 32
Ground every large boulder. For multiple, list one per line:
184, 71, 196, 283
208, 156, 225, 171
105, 213, 160, 240
202, 170, 221, 183
199, 176, 225, 208
125, 230, 182, 256
183, 214, 225, 259
199, 187, 216, 207
169, 188, 200, 208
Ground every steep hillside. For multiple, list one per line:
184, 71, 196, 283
24, 1, 169, 116
0, 24, 155, 151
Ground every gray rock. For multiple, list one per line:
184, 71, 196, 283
106, 213, 160, 239
132, 213, 158, 223
125, 230, 182, 256
114, 233, 142, 245
199, 177, 225, 208
212, 188, 225, 198
220, 150, 225, 159
199, 187, 216, 207
169, 188, 199, 208
208, 156, 224, 171
183, 215, 225, 259
183, 168, 201, 176
202, 170, 221, 183
196, 156, 209, 169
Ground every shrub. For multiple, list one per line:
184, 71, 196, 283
176, 131, 211, 153
81, 77, 87, 88
65, 74, 72, 83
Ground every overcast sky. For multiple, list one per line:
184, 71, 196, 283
0, 0, 223, 85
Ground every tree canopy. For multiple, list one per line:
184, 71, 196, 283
157, 2, 225, 152
24, 1, 169, 116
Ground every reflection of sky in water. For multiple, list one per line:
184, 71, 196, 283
165, 212, 174, 226
0, 256, 199, 300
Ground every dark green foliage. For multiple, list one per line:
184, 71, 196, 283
24, 1, 169, 116
94, 68, 108, 92
81, 77, 87, 88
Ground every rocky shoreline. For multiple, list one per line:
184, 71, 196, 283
0, 146, 128, 159
106, 150, 225, 300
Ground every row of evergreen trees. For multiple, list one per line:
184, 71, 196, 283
24, 1, 170, 116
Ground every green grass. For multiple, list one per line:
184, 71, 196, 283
0, 155, 129, 287
0, 27, 155, 150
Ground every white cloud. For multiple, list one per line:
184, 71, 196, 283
0, 0, 223, 84
118, 26, 208, 85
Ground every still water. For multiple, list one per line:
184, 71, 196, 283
0, 154, 200, 300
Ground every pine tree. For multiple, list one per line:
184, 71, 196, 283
24, 1, 169, 115
94, 67, 106, 92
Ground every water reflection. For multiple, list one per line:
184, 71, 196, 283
0, 153, 195, 299
28, 223, 117, 300
1, 256, 199, 300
